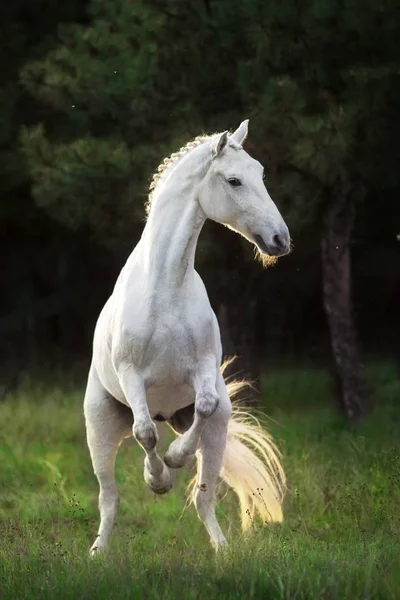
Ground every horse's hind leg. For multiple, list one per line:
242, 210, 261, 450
84, 366, 132, 555
193, 374, 231, 549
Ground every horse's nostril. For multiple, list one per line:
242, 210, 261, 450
273, 233, 285, 249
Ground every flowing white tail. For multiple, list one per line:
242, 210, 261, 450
188, 361, 286, 531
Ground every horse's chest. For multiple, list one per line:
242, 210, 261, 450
117, 285, 216, 386
126, 311, 201, 383
148, 317, 197, 377
154, 317, 194, 350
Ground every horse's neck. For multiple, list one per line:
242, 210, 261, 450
139, 146, 210, 290
141, 196, 204, 288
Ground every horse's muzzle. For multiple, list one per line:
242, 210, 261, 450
254, 231, 290, 257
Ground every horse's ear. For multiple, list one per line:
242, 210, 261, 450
213, 131, 229, 156
230, 119, 249, 146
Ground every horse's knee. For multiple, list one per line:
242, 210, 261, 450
202, 393, 231, 424
133, 420, 158, 449
196, 389, 219, 419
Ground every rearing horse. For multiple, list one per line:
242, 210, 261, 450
84, 120, 290, 553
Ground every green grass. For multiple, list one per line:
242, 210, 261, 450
0, 363, 399, 599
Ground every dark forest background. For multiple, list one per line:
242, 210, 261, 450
1, 0, 399, 420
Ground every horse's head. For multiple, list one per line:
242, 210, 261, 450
199, 120, 290, 263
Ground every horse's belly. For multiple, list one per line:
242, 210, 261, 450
146, 384, 195, 420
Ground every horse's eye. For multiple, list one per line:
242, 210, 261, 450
228, 178, 241, 187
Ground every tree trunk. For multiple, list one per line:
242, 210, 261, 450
321, 181, 370, 421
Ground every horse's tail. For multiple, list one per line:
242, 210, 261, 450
188, 359, 286, 531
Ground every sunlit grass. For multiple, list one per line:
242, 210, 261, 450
0, 362, 399, 599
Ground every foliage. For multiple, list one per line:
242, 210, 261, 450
19, 0, 400, 236
1, 0, 400, 363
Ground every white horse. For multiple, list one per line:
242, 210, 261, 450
84, 120, 290, 554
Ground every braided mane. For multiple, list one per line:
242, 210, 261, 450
145, 134, 212, 217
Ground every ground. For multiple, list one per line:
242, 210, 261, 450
0, 363, 399, 599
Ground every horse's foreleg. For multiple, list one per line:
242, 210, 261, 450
84, 366, 132, 555
193, 374, 231, 549
164, 371, 220, 469
119, 366, 172, 495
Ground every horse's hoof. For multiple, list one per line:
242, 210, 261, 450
144, 461, 172, 494
164, 451, 190, 469
89, 544, 102, 557
214, 538, 228, 553
164, 438, 193, 469
164, 438, 194, 469
151, 483, 172, 495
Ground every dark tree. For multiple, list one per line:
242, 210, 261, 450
0, 0, 398, 418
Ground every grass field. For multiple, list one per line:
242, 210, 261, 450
0, 363, 399, 599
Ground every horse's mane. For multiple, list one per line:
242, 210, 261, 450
146, 130, 245, 217
146, 134, 212, 217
